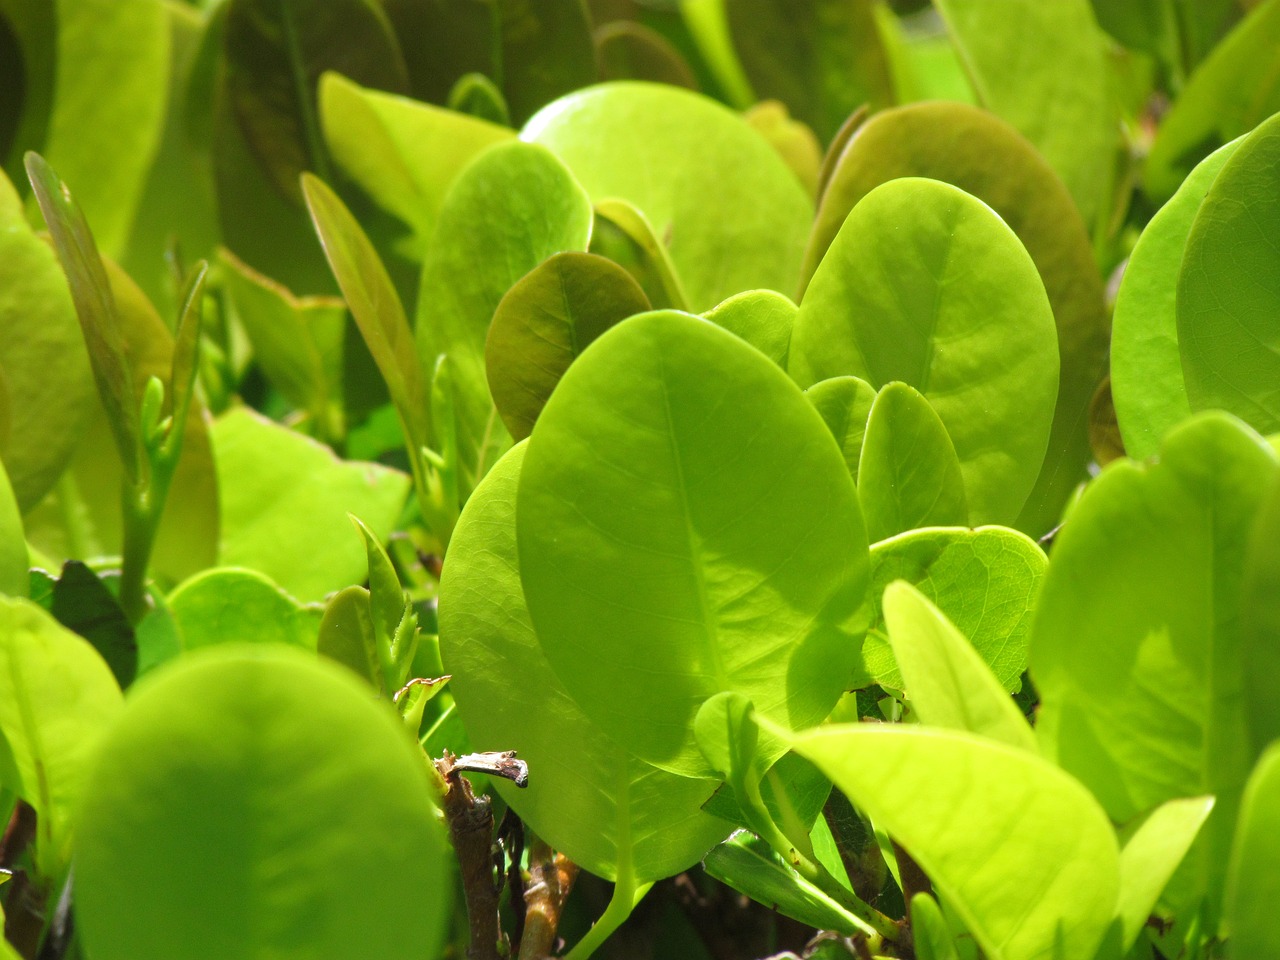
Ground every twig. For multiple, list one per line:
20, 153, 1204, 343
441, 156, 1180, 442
519, 839, 580, 960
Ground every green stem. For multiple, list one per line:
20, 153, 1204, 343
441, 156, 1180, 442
563, 874, 650, 960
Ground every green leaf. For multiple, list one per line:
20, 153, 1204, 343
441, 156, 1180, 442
221, 0, 408, 203
439, 442, 728, 882
784, 723, 1120, 960
416, 140, 592, 489
319, 71, 513, 257
32, 0, 169, 256
316, 584, 379, 691
1116, 797, 1214, 952
489, 0, 596, 125
522, 82, 813, 311
351, 513, 416, 691
25, 152, 142, 484
211, 407, 410, 603
1031, 413, 1277, 913
595, 20, 699, 89
518, 311, 868, 778
883, 581, 1035, 752
0, 167, 93, 512
804, 376, 877, 482
75, 645, 448, 960
0, 596, 122, 878
911, 893, 962, 960
1225, 744, 1280, 958
486, 252, 650, 442
1111, 138, 1242, 459
1144, 0, 1280, 200
933, 0, 1116, 229
743, 101, 823, 200
858, 382, 968, 542
169, 568, 320, 651
703, 832, 868, 936
1242, 471, 1280, 754
220, 248, 346, 441
857, 526, 1046, 693
48, 561, 135, 689
302, 173, 426, 452
800, 101, 1107, 536
702, 289, 795, 369
724, 0, 894, 141
702, 751, 832, 838
0, 458, 25, 598
446, 72, 510, 126
1176, 112, 1280, 435
792, 177, 1059, 527
590, 197, 690, 311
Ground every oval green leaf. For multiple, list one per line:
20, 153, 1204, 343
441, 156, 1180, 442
518, 311, 869, 778
169, 568, 320, 651
522, 82, 813, 311
75, 645, 447, 960
883, 581, 1035, 752
786, 724, 1120, 960
856, 526, 1046, 693
804, 376, 877, 482
801, 101, 1107, 535
1111, 138, 1242, 459
486, 251, 650, 442
416, 140, 593, 490
1031, 413, 1277, 911
1176, 112, 1280, 435
792, 177, 1059, 527
0, 596, 122, 877
858, 382, 967, 543
439, 442, 728, 881
703, 289, 795, 369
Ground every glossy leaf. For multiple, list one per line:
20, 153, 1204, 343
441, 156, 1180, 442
319, 71, 513, 256
801, 102, 1106, 535
486, 252, 649, 442
1031, 413, 1277, 911
212, 407, 410, 603
804, 376, 876, 482
1176, 112, 1280, 435
0, 596, 122, 877
725, 0, 894, 141
522, 82, 813, 311
785, 723, 1119, 960
518, 311, 868, 778
0, 167, 93, 511
703, 832, 867, 936
858, 382, 968, 543
933, 0, 1115, 229
25, 152, 142, 483
792, 178, 1059, 527
34, 0, 169, 256
702, 289, 795, 369
220, 248, 346, 440
1111, 139, 1241, 459
169, 568, 320, 651
1116, 797, 1214, 951
1145, 0, 1280, 199
417, 140, 592, 488
1225, 744, 1280, 958
222, 0, 408, 203
883, 581, 1035, 752
439, 442, 728, 881
75, 645, 448, 960
857, 526, 1046, 693
303, 173, 426, 451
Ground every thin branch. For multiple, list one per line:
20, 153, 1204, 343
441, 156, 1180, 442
436, 753, 506, 960
518, 839, 579, 960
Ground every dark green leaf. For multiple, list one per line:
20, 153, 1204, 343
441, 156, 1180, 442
486, 252, 650, 442
590, 197, 690, 311
48, 561, 135, 689
445, 72, 510, 126
595, 20, 699, 89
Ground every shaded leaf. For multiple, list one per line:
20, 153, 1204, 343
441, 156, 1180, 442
590, 197, 690, 311
595, 20, 699, 89
743, 100, 822, 199
486, 252, 649, 442
317, 585, 379, 691
48, 561, 135, 689
0, 457, 25, 598
169, 568, 320, 651
804, 376, 876, 482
